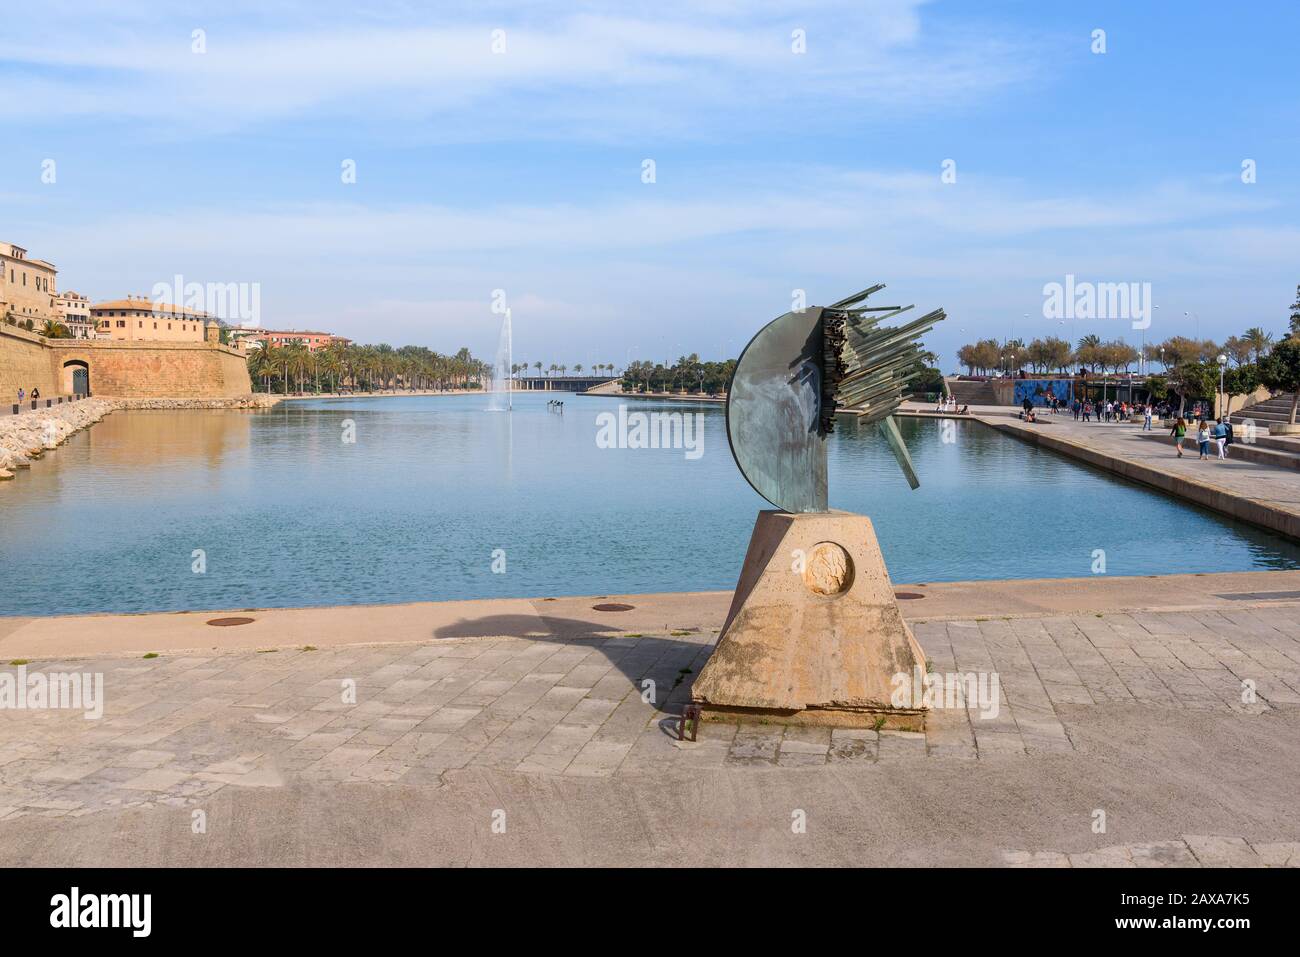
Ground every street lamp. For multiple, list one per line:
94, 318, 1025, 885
1217, 353, 1228, 418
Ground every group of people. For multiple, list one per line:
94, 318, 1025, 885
546, 399, 564, 413
1170, 417, 1235, 460
1069, 398, 1148, 423
934, 395, 970, 415
15, 387, 40, 405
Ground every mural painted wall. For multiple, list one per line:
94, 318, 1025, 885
1014, 379, 1074, 408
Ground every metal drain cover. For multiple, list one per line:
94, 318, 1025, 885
592, 603, 635, 612
206, 616, 256, 627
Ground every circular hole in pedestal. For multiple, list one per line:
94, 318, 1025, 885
592, 603, 635, 612
803, 542, 854, 596
206, 616, 255, 627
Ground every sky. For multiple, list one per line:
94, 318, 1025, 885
2, 0, 1298, 371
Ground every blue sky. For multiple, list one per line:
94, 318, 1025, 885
2, 0, 1297, 369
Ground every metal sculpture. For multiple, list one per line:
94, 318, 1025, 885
691, 284, 945, 728
726, 285, 943, 511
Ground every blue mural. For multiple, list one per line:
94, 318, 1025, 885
1014, 379, 1073, 407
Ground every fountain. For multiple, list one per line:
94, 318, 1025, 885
488, 308, 513, 411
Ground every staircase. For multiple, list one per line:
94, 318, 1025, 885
1230, 393, 1298, 430
945, 377, 998, 406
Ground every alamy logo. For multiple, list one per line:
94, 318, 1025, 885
595, 405, 704, 460
0, 665, 104, 719
152, 273, 261, 326
1042, 274, 1151, 330
890, 666, 1001, 719
50, 887, 151, 937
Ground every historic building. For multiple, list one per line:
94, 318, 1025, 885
0, 242, 60, 325
91, 297, 218, 343
56, 291, 96, 338
231, 328, 351, 353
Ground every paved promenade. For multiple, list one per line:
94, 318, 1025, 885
901, 403, 1300, 540
2, 574, 1299, 866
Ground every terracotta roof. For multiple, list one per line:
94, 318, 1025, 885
90, 297, 213, 319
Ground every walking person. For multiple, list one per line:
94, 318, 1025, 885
1143, 404, 1153, 431
1171, 416, 1187, 457
17, 387, 25, 407
1197, 420, 1211, 460
1224, 417, 1235, 456
1214, 418, 1229, 459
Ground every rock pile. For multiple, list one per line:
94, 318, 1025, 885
0, 398, 117, 479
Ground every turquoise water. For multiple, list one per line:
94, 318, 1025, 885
2, 393, 1298, 616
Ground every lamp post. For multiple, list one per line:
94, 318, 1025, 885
1217, 353, 1227, 418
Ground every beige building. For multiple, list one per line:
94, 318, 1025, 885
92, 297, 218, 343
1, 242, 59, 326
56, 291, 96, 338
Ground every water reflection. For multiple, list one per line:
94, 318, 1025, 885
1, 395, 1297, 616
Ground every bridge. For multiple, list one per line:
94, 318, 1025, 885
514, 375, 619, 393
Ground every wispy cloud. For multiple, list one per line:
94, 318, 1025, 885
1, 1, 1035, 139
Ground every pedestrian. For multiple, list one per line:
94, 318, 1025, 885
1224, 417, 1235, 453
1197, 421, 1211, 460
17, 387, 24, 406
31, 387, 39, 401
1214, 417, 1228, 459
1143, 404, 1153, 431
1172, 416, 1187, 457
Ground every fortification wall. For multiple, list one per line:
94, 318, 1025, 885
2, 331, 252, 400
0, 326, 59, 400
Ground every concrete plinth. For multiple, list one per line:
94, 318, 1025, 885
691, 510, 927, 729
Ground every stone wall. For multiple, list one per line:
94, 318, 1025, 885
0, 326, 60, 400
1, 329, 252, 400
47, 340, 252, 398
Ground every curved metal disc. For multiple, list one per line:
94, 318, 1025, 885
726, 308, 827, 513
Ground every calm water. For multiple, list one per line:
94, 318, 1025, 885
2, 393, 1298, 616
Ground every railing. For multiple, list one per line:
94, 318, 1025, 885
7, 393, 89, 416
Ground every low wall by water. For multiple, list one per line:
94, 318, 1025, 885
1, 328, 252, 400
0, 326, 60, 400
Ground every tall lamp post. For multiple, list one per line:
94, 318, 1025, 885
1217, 353, 1228, 419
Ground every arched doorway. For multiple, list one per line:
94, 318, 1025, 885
62, 360, 90, 396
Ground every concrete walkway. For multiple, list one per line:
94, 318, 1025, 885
901, 403, 1300, 540
1, 575, 1298, 866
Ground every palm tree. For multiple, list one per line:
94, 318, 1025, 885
1243, 327, 1274, 363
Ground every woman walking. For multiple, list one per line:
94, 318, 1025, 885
1196, 420, 1211, 460
1214, 418, 1229, 459
1171, 416, 1187, 457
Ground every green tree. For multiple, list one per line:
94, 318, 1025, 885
1290, 285, 1300, 336
1260, 337, 1300, 425
1222, 363, 1260, 416
1166, 360, 1216, 417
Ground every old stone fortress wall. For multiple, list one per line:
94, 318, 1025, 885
1, 239, 251, 401
1, 324, 252, 401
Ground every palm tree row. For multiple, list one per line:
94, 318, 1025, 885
247, 340, 489, 395
510, 363, 620, 379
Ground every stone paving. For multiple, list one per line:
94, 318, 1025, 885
1004, 837, 1300, 868
3, 601, 1300, 843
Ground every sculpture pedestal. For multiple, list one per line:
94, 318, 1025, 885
691, 510, 927, 730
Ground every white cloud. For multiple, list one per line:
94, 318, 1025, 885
2, 1, 1034, 138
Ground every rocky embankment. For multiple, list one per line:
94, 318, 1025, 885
0, 398, 117, 479
0, 395, 279, 479
112, 395, 280, 411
